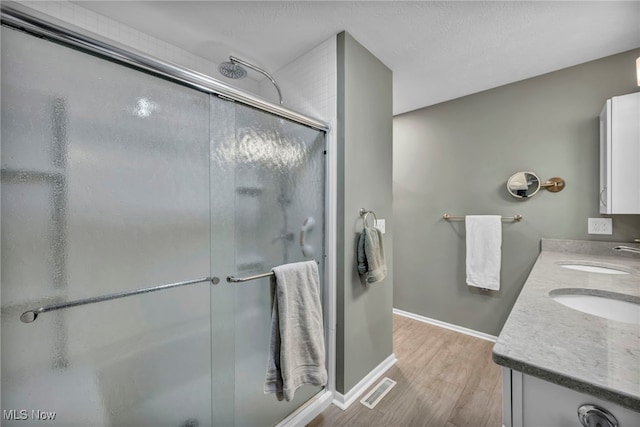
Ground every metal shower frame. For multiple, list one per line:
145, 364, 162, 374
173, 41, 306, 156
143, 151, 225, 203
0, 1, 328, 132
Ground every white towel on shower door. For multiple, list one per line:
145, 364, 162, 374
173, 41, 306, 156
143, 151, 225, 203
264, 260, 327, 402
465, 215, 502, 291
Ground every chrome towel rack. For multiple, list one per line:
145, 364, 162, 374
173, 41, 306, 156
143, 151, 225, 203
227, 260, 320, 284
359, 208, 378, 229
227, 271, 274, 283
443, 213, 523, 222
20, 276, 219, 323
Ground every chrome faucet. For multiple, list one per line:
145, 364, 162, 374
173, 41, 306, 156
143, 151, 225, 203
612, 245, 640, 255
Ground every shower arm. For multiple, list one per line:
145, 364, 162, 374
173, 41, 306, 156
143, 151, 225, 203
230, 56, 283, 105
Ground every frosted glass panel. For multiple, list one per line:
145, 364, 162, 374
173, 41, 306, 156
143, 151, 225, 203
1, 27, 211, 427
2, 21, 327, 427
209, 95, 237, 427
232, 103, 326, 426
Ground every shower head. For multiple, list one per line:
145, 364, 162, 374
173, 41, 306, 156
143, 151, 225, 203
218, 61, 247, 79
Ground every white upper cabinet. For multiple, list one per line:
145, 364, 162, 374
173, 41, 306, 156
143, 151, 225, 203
599, 92, 640, 214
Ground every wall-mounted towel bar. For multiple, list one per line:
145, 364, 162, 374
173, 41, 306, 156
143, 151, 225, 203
359, 208, 378, 229
443, 214, 523, 222
20, 276, 219, 323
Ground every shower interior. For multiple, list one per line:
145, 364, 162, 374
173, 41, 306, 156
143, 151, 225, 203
1, 17, 327, 427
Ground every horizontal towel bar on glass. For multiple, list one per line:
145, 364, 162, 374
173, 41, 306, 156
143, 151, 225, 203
443, 214, 523, 222
20, 276, 219, 323
227, 260, 320, 284
227, 271, 274, 283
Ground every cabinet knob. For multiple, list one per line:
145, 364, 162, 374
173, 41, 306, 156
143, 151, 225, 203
577, 404, 618, 427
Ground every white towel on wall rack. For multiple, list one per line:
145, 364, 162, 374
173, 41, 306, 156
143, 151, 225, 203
465, 215, 502, 291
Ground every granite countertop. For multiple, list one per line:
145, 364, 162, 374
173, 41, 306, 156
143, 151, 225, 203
492, 239, 640, 411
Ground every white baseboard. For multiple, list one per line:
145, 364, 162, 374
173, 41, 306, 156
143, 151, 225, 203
332, 353, 397, 411
393, 308, 497, 342
276, 389, 333, 427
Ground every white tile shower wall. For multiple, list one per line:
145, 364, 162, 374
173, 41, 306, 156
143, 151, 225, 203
20, 0, 261, 95
259, 36, 337, 131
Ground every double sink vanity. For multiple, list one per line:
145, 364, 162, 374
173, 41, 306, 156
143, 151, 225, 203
493, 239, 640, 427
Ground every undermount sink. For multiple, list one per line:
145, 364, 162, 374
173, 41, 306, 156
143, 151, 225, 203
557, 261, 630, 275
550, 289, 640, 325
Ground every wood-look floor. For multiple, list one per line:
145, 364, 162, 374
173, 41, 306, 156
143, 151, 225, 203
308, 314, 502, 427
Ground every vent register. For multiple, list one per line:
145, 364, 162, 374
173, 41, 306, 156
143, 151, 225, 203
360, 377, 397, 409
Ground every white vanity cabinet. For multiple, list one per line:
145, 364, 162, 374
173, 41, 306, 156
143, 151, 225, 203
502, 368, 640, 427
599, 92, 640, 214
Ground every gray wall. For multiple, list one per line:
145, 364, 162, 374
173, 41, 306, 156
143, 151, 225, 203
393, 48, 640, 336
336, 32, 393, 394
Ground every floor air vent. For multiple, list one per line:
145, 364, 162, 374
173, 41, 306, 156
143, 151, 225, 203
360, 377, 397, 409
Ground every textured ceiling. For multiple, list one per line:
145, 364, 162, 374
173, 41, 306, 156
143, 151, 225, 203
74, 1, 640, 115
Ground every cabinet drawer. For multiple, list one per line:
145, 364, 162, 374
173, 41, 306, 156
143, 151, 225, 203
503, 369, 640, 427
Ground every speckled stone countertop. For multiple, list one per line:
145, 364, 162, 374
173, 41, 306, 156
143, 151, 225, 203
492, 239, 640, 411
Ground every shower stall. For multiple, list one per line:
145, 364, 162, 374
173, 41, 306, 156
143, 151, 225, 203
1, 5, 329, 426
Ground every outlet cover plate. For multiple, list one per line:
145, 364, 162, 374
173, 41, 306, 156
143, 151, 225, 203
375, 219, 386, 234
588, 218, 612, 235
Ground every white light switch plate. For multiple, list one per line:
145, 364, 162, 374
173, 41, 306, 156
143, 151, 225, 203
375, 219, 386, 234
588, 218, 612, 235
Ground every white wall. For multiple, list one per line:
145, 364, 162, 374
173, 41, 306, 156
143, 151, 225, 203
258, 36, 337, 126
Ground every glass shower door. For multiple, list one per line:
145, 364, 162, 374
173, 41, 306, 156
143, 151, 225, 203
1, 27, 212, 426
2, 20, 327, 427
211, 98, 326, 426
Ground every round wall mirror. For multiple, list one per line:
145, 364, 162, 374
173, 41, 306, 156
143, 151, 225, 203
507, 171, 540, 199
